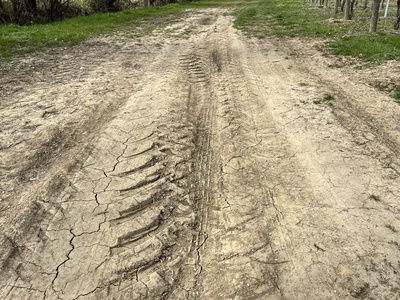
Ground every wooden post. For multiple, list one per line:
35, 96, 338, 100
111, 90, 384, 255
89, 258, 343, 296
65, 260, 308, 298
344, 0, 352, 19
370, 0, 381, 32
395, 0, 400, 29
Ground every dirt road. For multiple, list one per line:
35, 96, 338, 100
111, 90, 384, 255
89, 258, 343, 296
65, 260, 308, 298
1, 8, 400, 299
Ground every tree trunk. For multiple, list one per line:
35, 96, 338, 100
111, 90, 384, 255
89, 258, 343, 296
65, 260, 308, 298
370, 0, 381, 32
364, 0, 368, 9
395, 0, 400, 29
335, 0, 341, 12
344, 0, 352, 19
350, 0, 357, 17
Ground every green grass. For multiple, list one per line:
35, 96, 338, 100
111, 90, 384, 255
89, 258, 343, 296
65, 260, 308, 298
314, 93, 335, 104
385, 224, 398, 232
393, 85, 400, 100
0, 4, 187, 59
323, 93, 335, 101
369, 194, 381, 201
0, 0, 245, 60
233, 0, 400, 61
331, 34, 400, 61
1, 0, 399, 61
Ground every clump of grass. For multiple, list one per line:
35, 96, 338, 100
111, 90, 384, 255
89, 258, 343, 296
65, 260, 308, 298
372, 82, 400, 103
369, 194, 381, 202
391, 287, 400, 296
323, 93, 335, 101
385, 224, 398, 233
393, 85, 400, 101
314, 93, 335, 104
373, 81, 391, 92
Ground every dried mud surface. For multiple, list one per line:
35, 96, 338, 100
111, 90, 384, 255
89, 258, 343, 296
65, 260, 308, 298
1, 8, 400, 300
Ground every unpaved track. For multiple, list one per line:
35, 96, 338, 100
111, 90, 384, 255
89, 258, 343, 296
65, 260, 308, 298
1, 8, 400, 300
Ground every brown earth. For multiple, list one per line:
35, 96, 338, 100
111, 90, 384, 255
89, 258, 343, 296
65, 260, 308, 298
0, 8, 400, 300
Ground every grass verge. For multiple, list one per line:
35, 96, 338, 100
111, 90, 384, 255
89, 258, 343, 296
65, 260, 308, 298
233, 0, 400, 61
0, 0, 399, 61
393, 85, 400, 101
0, 0, 248, 60
0, 4, 187, 60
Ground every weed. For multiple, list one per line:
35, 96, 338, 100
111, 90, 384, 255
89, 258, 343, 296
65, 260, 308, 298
388, 240, 400, 249
368, 260, 378, 272
373, 81, 390, 92
369, 194, 381, 202
385, 224, 398, 233
323, 93, 335, 101
385, 224, 397, 232
393, 85, 400, 100
371, 82, 400, 103
351, 283, 371, 298
379, 273, 389, 285
391, 287, 400, 295
314, 93, 335, 105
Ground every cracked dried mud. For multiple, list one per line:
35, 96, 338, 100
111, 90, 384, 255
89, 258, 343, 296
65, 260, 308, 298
1, 8, 400, 300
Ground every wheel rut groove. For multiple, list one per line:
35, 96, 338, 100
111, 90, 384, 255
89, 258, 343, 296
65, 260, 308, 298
1, 28, 201, 299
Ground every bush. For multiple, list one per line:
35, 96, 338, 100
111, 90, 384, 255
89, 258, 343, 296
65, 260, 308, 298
0, 0, 90, 24
90, 0, 118, 12
0, 0, 12, 23
10, 0, 32, 24
41, 0, 71, 21
0, 0, 177, 25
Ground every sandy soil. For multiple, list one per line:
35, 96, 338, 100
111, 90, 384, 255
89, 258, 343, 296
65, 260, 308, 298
0, 8, 399, 299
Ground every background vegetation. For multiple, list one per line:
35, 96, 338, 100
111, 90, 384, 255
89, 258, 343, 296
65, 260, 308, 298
234, 0, 400, 61
0, 0, 399, 61
0, 4, 185, 59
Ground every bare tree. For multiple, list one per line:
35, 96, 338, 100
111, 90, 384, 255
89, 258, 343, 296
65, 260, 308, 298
370, 0, 381, 32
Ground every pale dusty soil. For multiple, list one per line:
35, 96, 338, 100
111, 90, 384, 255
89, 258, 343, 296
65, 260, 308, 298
0, 8, 400, 300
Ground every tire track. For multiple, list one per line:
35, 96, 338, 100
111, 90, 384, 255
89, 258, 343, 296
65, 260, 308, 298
190, 24, 290, 299
168, 14, 287, 299
2, 8, 399, 300
0, 38, 201, 300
